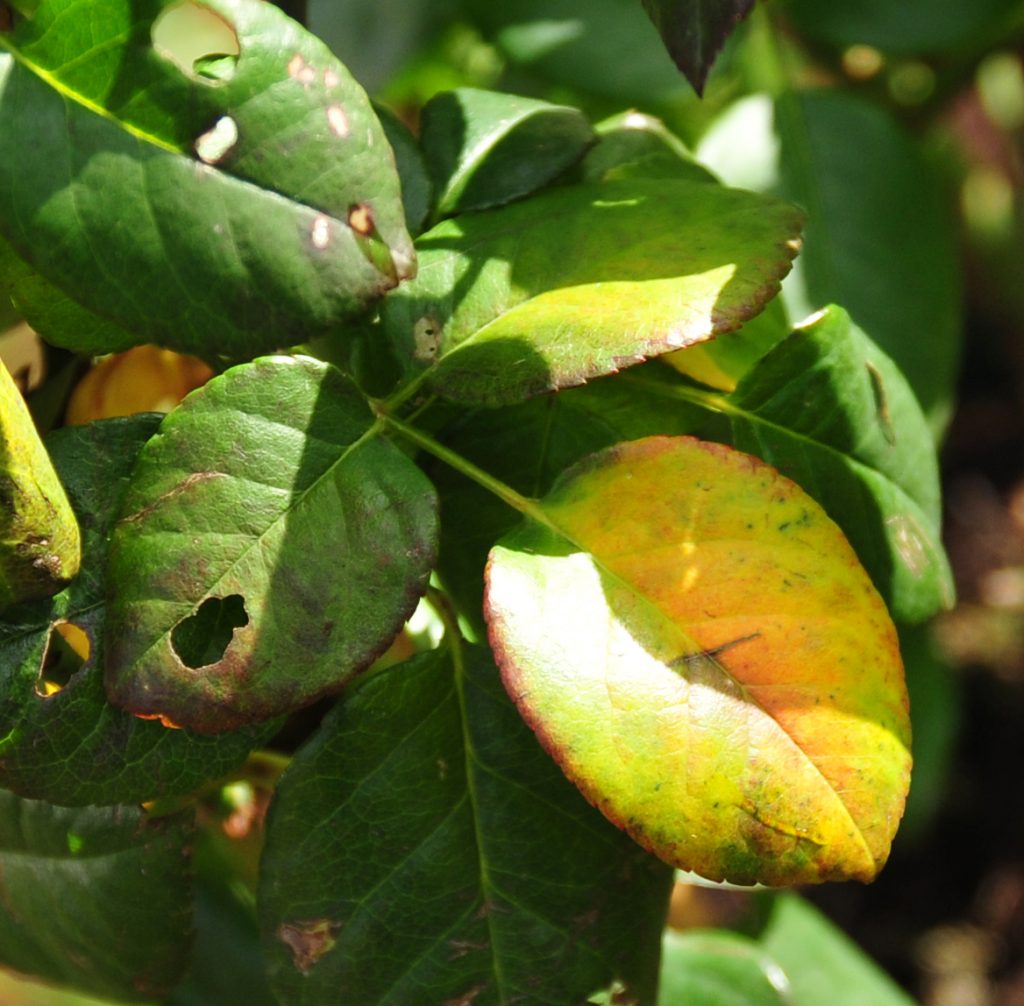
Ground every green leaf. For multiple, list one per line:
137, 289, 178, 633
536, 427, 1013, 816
375, 103, 434, 236
428, 369, 708, 631
781, 0, 1019, 54
658, 929, 788, 1005
104, 356, 439, 734
580, 111, 717, 185
485, 436, 911, 886
461, 0, 689, 103
666, 305, 954, 623
0, 0, 414, 359
758, 893, 914, 1006
259, 646, 672, 1005
0, 416, 272, 806
639, 0, 755, 95
698, 91, 962, 431
382, 178, 803, 406
663, 295, 789, 391
0, 791, 193, 1002
420, 87, 596, 216
1, 358, 80, 607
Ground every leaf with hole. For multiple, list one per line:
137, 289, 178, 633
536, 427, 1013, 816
0, 0, 414, 359
0, 357, 80, 607
259, 646, 671, 1005
419, 87, 596, 216
0, 416, 273, 806
104, 356, 439, 733
639, 0, 755, 94
0, 790, 193, 1001
382, 178, 803, 406
485, 436, 911, 886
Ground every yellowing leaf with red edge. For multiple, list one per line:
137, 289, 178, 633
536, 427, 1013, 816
484, 436, 910, 887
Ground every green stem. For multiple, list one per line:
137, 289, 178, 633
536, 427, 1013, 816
383, 414, 546, 521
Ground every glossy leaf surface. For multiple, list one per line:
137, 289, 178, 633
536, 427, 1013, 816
383, 178, 803, 406
420, 87, 595, 216
0, 416, 272, 806
640, 0, 755, 94
105, 357, 438, 733
698, 91, 961, 430
259, 646, 671, 1005
678, 306, 954, 622
486, 437, 911, 886
0, 359, 80, 607
0, 0, 414, 359
0, 791, 193, 1001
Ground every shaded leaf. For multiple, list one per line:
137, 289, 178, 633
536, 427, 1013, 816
0, 416, 273, 806
105, 356, 438, 733
580, 110, 717, 185
383, 178, 803, 406
666, 306, 954, 622
781, 0, 1019, 55
420, 87, 596, 216
0, 0, 414, 359
375, 102, 434, 236
698, 91, 962, 431
0, 791, 193, 1002
259, 646, 671, 1005
640, 0, 755, 95
1, 358, 80, 607
486, 436, 911, 886
461, 0, 689, 103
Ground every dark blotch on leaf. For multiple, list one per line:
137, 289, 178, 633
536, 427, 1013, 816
171, 594, 249, 669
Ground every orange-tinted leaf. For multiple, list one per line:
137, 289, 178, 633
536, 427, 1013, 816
485, 436, 910, 886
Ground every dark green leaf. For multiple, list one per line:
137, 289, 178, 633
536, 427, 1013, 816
0, 0, 414, 358
375, 103, 434, 236
0, 416, 272, 806
105, 357, 439, 733
698, 91, 962, 430
658, 929, 788, 1005
580, 111, 717, 185
383, 179, 803, 406
781, 0, 1019, 54
0, 234, 138, 355
758, 894, 914, 1006
420, 87, 595, 216
689, 305, 953, 622
0, 791, 193, 1002
259, 646, 672, 1005
640, 0, 755, 95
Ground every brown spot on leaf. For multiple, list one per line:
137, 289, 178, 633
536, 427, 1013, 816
442, 984, 486, 1006
287, 53, 316, 86
132, 711, 185, 730
310, 214, 332, 250
120, 471, 228, 525
447, 938, 489, 960
278, 918, 341, 974
347, 203, 375, 236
